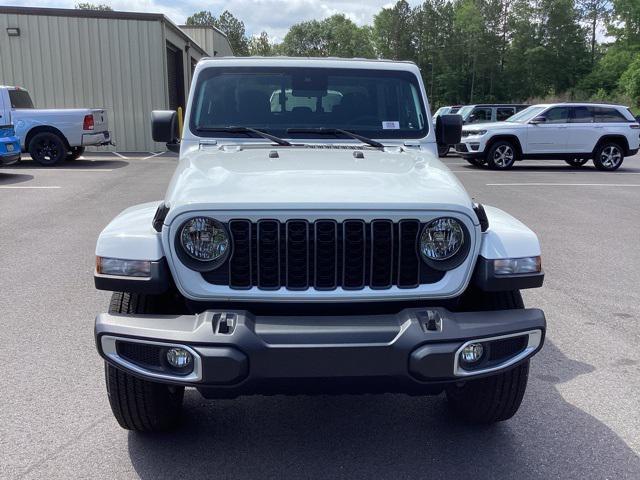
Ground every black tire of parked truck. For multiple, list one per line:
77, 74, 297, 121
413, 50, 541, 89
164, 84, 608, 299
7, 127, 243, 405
446, 290, 530, 423
67, 146, 85, 161
28, 132, 68, 166
465, 157, 485, 167
437, 144, 451, 157
104, 292, 185, 432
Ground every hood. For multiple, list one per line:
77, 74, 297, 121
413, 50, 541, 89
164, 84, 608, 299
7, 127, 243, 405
164, 145, 474, 221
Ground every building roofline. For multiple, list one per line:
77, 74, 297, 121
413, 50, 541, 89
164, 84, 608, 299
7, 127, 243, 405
0, 6, 207, 57
0, 5, 166, 21
179, 24, 229, 39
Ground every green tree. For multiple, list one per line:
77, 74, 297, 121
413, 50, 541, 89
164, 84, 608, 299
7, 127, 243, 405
620, 54, 640, 104
280, 15, 374, 58
75, 3, 113, 10
248, 32, 274, 56
185, 10, 249, 55
372, 1, 417, 61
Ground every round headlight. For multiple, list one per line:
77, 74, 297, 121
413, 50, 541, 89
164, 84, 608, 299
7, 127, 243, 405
179, 217, 230, 264
420, 217, 465, 261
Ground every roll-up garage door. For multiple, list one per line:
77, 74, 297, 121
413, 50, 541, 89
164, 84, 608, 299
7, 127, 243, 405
166, 42, 185, 111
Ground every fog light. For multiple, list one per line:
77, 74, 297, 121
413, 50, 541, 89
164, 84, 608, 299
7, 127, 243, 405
460, 343, 484, 364
166, 348, 192, 369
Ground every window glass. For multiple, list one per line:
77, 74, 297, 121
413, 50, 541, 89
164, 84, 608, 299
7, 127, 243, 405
542, 107, 569, 123
8, 90, 34, 109
504, 106, 545, 123
468, 107, 492, 123
191, 67, 427, 138
570, 106, 593, 123
497, 107, 515, 121
588, 106, 627, 123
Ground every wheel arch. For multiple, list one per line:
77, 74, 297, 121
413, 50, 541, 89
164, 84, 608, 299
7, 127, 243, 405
594, 135, 630, 155
485, 135, 523, 158
24, 125, 71, 151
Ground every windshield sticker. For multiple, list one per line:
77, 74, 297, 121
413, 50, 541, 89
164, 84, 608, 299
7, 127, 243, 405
382, 121, 400, 130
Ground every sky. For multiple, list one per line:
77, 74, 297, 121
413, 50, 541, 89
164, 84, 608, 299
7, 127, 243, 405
3, 0, 419, 41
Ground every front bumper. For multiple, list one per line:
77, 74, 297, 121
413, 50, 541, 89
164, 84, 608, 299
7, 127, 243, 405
455, 139, 486, 157
0, 152, 20, 166
95, 307, 546, 397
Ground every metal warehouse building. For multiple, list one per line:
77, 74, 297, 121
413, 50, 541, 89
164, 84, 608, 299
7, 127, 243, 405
0, 6, 233, 151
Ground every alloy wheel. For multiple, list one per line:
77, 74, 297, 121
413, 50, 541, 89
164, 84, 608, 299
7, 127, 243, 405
493, 145, 514, 168
600, 146, 622, 169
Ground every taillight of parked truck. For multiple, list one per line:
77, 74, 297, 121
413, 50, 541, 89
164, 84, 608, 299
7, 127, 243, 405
83, 114, 94, 130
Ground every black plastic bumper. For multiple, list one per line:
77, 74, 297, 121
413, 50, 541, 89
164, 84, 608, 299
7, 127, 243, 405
95, 306, 546, 397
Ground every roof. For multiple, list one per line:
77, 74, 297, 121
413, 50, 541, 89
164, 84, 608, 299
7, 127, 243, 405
179, 24, 228, 39
196, 56, 420, 71
0, 6, 207, 56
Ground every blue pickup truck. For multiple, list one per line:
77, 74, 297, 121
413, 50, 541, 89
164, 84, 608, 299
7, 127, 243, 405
0, 124, 20, 166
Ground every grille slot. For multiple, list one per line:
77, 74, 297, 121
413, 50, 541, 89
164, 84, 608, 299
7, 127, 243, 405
211, 219, 446, 291
343, 220, 366, 289
286, 220, 310, 289
370, 220, 394, 289
229, 220, 252, 288
397, 220, 421, 288
314, 220, 338, 290
257, 220, 280, 289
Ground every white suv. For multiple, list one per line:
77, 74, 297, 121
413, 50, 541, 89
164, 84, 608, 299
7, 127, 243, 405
455, 103, 640, 170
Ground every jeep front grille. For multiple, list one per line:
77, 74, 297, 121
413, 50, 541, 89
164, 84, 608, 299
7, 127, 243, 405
202, 219, 445, 291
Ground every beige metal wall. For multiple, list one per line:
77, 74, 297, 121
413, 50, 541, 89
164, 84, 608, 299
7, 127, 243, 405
0, 11, 206, 151
180, 26, 234, 57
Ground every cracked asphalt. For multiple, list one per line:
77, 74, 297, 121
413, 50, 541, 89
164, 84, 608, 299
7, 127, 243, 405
1, 151, 639, 479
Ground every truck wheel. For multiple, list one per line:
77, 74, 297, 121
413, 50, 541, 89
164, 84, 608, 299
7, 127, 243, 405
67, 146, 85, 161
565, 158, 589, 168
486, 141, 516, 170
28, 132, 68, 166
446, 290, 530, 423
104, 292, 184, 432
593, 142, 624, 171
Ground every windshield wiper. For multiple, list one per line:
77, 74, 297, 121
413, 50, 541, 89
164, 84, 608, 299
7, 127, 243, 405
287, 128, 384, 149
196, 126, 292, 146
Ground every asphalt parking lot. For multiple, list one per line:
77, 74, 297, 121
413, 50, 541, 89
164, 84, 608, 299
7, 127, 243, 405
1, 151, 639, 479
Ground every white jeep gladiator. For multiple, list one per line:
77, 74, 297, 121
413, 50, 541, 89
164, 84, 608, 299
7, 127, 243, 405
456, 103, 640, 170
0, 86, 112, 165
94, 58, 546, 432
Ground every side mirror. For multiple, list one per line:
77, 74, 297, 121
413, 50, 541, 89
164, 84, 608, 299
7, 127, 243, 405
152, 110, 180, 152
436, 114, 462, 146
530, 116, 547, 125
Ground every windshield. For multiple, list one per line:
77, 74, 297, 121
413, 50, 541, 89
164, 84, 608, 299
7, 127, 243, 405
505, 106, 546, 123
457, 106, 473, 120
191, 67, 428, 139
433, 107, 449, 117
9, 90, 34, 109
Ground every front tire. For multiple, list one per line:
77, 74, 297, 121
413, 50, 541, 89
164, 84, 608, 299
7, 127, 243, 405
446, 290, 530, 423
465, 157, 485, 168
104, 292, 185, 432
593, 142, 624, 171
28, 132, 68, 166
437, 144, 450, 157
486, 141, 516, 170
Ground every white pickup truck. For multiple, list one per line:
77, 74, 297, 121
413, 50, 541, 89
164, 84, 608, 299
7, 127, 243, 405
0, 86, 112, 165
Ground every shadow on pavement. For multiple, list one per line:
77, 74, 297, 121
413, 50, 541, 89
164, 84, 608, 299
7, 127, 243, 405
9, 158, 129, 169
126, 341, 640, 479
0, 173, 34, 185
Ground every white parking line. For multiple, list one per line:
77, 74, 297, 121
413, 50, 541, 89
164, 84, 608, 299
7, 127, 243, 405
142, 152, 165, 160
2, 168, 113, 172
0, 185, 61, 189
487, 183, 640, 187
112, 152, 128, 159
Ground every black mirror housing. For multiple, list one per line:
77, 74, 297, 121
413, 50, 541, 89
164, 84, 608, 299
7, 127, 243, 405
436, 114, 462, 146
530, 116, 547, 124
152, 110, 179, 144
